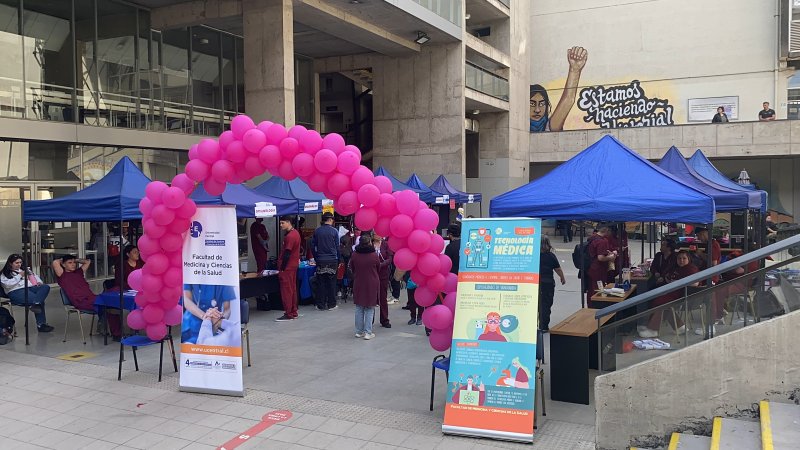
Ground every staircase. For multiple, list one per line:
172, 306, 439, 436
632, 401, 800, 450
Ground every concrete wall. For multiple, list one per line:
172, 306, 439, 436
595, 309, 800, 449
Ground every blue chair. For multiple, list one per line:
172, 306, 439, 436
241, 299, 251, 367
60, 288, 96, 344
429, 354, 450, 411
117, 329, 177, 382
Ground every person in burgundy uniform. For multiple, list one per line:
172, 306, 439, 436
586, 227, 617, 308
276, 216, 301, 322
695, 226, 724, 325
54, 254, 121, 339
372, 234, 393, 328
638, 251, 699, 338
477, 312, 507, 342
250, 218, 270, 272
114, 244, 143, 291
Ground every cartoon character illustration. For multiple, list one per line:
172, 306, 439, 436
501, 357, 531, 388
478, 312, 507, 342
530, 46, 588, 132
451, 375, 486, 406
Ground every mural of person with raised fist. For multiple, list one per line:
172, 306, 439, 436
530, 46, 588, 132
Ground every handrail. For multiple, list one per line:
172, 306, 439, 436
594, 233, 800, 319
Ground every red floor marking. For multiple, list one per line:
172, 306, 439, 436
218, 410, 292, 450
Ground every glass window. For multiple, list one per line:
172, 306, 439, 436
295, 55, 315, 128
80, 145, 139, 183
142, 148, 177, 182
236, 37, 244, 114
147, 29, 165, 131
22, 0, 74, 123
222, 33, 235, 129
191, 26, 221, 135
162, 27, 190, 133
0, 141, 76, 181
75, 0, 97, 125
0, 1, 24, 119
137, 9, 150, 130
96, 0, 138, 129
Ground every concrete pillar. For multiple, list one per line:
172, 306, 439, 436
242, 0, 295, 126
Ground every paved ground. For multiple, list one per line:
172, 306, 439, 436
0, 237, 604, 449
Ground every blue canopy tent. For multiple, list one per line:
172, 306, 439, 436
688, 149, 767, 213
374, 167, 426, 196
253, 177, 326, 214
191, 182, 297, 217
430, 175, 482, 204
657, 147, 762, 212
490, 135, 715, 223
405, 173, 450, 205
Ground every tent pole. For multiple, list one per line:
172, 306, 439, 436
119, 219, 124, 332
21, 189, 30, 345
579, 225, 585, 308
640, 222, 645, 265
744, 210, 750, 254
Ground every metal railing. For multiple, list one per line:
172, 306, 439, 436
465, 62, 509, 101
596, 233, 800, 372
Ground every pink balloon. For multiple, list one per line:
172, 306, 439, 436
145, 181, 169, 202
429, 327, 452, 352
444, 273, 458, 293
418, 252, 441, 277
410, 268, 427, 286
204, 178, 226, 196
127, 310, 146, 329
374, 216, 392, 238
408, 229, 432, 254
225, 140, 247, 163
427, 305, 453, 330
265, 124, 288, 145
218, 130, 235, 149
337, 151, 360, 175
415, 286, 437, 307
128, 269, 143, 291
394, 248, 418, 271
197, 139, 221, 164
152, 204, 176, 226
414, 208, 439, 232
211, 160, 234, 182
244, 155, 263, 179
396, 190, 420, 217
373, 176, 393, 194
185, 159, 210, 182
322, 133, 346, 154
419, 201, 428, 210
259, 144, 282, 169
350, 167, 374, 191
438, 254, 452, 275
308, 172, 331, 193
354, 207, 378, 231
243, 129, 266, 153
168, 251, 182, 269
300, 130, 323, 154
277, 160, 297, 181
171, 174, 195, 195
159, 285, 182, 302
288, 125, 307, 140
167, 217, 189, 235
188, 144, 199, 161
292, 153, 315, 177
279, 137, 300, 160
160, 233, 183, 253
314, 149, 338, 174
163, 267, 182, 288
143, 218, 166, 239
231, 115, 255, 139
357, 184, 381, 208
343, 144, 361, 159
327, 173, 351, 197
137, 235, 158, 256
139, 197, 154, 216
443, 291, 457, 311
146, 323, 167, 341
429, 233, 445, 254
142, 273, 163, 292
427, 273, 446, 292
162, 187, 186, 210
175, 199, 197, 220
164, 304, 183, 325
257, 120, 274, 135
387, 235, 407, 253
336, 191, 359, 216
146, 253, 169, 275
389, 214, 414, 238
376, 193, 397, 217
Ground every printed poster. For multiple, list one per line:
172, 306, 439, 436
442, 218, 541, 442
179, 206, 244, 396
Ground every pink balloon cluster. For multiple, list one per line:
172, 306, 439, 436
133, 115, 458, 350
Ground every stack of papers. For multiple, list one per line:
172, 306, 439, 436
632, 339, 671, 350
597, 287, 626, 297
261, 270, 279, 276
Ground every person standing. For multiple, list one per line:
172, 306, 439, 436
373, 234, 393, 328
586, 227, 617, 308
711, 106, 729, 123
350, 232, 380, 339
276, 216, 301, 322
250, 218, 270, 272
114, 244, 143, 291
758, 102, 776, 121
444, 222, 461, 274
538, 236, 566, 331
1, 254, 52, 332
312, 213, 340, 311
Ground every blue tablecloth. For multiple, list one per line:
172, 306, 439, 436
94, 290, 137, 311
298, 264, 316, 299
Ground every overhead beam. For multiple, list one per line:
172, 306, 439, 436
151, 0, 242, 30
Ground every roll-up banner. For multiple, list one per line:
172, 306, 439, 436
442, 218, 541, 442
179, 206, 244, 396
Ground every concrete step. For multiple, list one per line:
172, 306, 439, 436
711, 417, 761, 449
760, 400, 800, 450
668, 433, 711, 450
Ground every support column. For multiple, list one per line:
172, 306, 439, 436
242, 0, 295, 125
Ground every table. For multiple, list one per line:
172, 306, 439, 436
590, 283, 637, 305
240, 274, 281, 311
94, 290, 136, 345
298, 264, 316, 302
549, 308, 616, 405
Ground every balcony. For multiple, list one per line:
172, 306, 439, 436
465, 62, 508, 101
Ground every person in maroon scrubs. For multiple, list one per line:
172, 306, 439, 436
250, 218, 270, 272
638, 251, 699, 337
587, 227, 617, 308
276, 216, 301, 322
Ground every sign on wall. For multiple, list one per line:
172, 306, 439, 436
688, 96, 739, 122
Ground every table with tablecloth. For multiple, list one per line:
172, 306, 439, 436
298, 263, 316, 303
93, 290, 137, 344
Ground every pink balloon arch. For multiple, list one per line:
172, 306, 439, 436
128, 115, 458, 351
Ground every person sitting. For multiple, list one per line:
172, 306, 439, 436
54, 255, 121, 339
1, 254, 53, 332
638, 251, 699, 338
648, 239, 678, 290
114, 244, 143, 291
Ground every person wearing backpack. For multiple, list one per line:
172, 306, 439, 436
586, 227, 617, 308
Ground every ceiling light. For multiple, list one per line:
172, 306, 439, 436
465, 13, 471, 20
350, 0, 361, 3
472, 109, 480, 115
414, 31, 430, 45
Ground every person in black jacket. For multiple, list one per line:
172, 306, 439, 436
312, 213, 340, 311
444, 222, 461, 275
711, 106, 729, 123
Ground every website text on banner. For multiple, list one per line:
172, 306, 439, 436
179, 206, 244, 396
442, 218, 541, 443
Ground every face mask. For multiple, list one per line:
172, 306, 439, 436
530, 116, 549, 132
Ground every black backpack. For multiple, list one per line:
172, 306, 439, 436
572, 236, 598, 272
0, 308, 14, 345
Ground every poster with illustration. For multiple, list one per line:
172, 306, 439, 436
442, 218, 541, 443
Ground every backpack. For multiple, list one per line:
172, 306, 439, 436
572, 236, 598, 271
0, 308, 14, 345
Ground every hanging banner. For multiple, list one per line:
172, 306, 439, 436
179, 206, 244, 396
442, 217, 541, 443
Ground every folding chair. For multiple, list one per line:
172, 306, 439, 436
241, 300, 251, 367
118, 328, 177, 382
429, 354, 450, 411
60, 289, 96, 344
0, 287, 15, 336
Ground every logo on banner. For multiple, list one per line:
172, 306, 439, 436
255, 202, 276, 218
303, 202, 319, 212
190, 221, 203, 238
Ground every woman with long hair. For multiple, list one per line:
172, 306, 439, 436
639, 251, 699, 338
478, 311, 507, 342
349, 231, 381, 340
0, 254, 53, 332
115, 244, 144, 291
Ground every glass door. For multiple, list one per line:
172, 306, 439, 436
0, 185, 32, 270
32, 183, 83, 284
